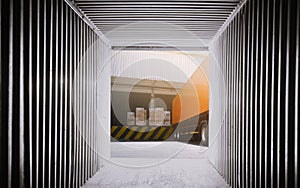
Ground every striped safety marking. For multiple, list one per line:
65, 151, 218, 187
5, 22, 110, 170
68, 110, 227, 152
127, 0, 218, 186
111, 126, 175, 141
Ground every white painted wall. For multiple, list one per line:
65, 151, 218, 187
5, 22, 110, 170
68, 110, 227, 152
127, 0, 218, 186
208, 46, 226, 166
96, 39, 112, 168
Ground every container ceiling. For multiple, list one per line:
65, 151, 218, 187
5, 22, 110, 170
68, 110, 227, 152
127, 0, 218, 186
73, 0, 241, 48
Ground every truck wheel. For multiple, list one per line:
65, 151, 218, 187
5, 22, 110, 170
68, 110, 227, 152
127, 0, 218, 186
174, 131, 180, 141
200, 121, 208, 146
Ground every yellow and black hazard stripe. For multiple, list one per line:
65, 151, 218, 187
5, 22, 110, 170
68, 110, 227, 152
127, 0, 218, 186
111, 126, 175, 141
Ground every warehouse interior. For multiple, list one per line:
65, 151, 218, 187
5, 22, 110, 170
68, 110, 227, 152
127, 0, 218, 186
0, 0, 299, 187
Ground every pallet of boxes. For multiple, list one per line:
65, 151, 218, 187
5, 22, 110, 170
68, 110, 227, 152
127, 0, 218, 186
135, 107, 146, 126
129, 107, 170, 126
126, 107, 172, 141
149, 107, 170, 126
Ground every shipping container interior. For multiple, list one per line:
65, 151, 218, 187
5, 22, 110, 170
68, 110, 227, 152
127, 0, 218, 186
0, 0, 299, 187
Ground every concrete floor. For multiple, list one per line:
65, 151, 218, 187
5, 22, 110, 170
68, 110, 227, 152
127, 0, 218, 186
82, 142, 229, 188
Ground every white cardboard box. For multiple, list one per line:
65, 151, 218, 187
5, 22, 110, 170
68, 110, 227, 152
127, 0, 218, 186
144, 109, 147, 126
136, 108, 145, 126
149, 108, 155, 126
127, 112, 135, 125
164, 111, 171, 125
155, 108, 164, 126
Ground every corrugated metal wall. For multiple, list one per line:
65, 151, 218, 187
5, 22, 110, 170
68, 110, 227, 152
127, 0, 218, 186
111, 50, 209, 83
209, 0, 299, 187
0, 0, 110, 187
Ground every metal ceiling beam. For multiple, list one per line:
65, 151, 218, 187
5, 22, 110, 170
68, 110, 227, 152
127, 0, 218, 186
102, 28, 219, 33
112, 45, 209, 51
76, 2, 238, 5
76, 0, 240, 2
94, 23, 223, 26
211, 0, 248, 43
81, 7, 235, 11
87, 15, 229, 18
64, 0, 111, 46
80, 12, 231, 15
92, 20, 226, 23
82, 10, 234, 13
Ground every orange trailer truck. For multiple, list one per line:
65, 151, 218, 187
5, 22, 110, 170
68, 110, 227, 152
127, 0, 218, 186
111, 62, 210, 145
172, 67, 209, 146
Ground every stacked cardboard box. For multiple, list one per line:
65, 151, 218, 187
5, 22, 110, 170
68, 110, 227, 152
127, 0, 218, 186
129, 107, 171, 126
127, 112, 135, 125
164, 111, 171, 125
149, 108, 155, 126
154, 108, 164, 126
136, 107, 145, 126
144, 110, 147, 125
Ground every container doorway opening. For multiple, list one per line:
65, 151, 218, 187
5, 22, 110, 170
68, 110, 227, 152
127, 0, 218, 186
110, 51, 210, 148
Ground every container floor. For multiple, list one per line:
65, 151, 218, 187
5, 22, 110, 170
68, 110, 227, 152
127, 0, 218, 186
82, 142, 228, 188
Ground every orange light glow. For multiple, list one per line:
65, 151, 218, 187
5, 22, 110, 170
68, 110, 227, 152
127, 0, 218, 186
172, 56, 210, 124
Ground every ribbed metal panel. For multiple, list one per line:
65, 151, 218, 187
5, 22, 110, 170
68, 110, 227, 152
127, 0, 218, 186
0, 0, 110, 187
72, 0, 241, 47
111, 51, 209, 83
209, 0, 299, 187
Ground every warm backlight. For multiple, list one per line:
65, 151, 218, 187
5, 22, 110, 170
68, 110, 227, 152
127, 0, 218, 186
172, 61, 209, 124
